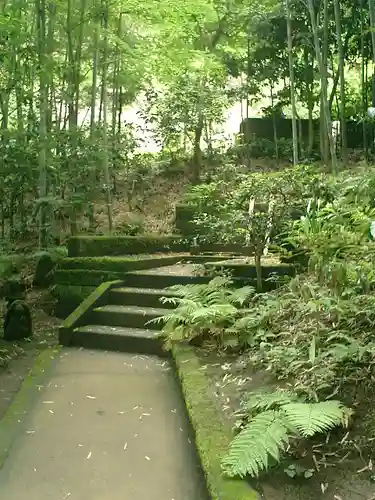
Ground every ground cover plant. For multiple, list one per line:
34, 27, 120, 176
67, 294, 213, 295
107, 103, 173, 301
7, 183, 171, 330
157, 166, 375, 492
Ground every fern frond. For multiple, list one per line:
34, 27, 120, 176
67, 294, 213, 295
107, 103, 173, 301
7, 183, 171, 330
282, 401, 347, 437
159, 296, 181, 306
245, 389, 300, 413
190, 304, 238, 322
229, 286, 255, 306
167, 277, 233, 302
222, 410, 290, 478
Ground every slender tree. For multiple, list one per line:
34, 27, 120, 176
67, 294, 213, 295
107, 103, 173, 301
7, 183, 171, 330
100, 0, 113, 233
36, 0, 48, 248
333, 0, 348, 164
307, 0, 338, 173
285, 0, 298, 165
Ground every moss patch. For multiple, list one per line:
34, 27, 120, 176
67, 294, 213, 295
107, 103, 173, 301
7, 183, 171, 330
172, 344, 260, 500
0, 347, 60, 469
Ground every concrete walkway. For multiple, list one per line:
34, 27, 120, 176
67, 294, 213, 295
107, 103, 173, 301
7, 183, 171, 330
0, 348, 208, 500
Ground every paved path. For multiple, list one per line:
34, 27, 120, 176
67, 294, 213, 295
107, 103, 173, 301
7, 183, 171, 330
0, 348, 207, 500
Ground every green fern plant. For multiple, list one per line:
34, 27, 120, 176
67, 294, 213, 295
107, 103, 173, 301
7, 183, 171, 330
147, 277, 255, 347
221, 389, 351, 478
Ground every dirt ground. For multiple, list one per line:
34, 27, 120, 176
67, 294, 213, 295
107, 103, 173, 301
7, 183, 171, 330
0, 289, 60, 420
196, 347, 375, 500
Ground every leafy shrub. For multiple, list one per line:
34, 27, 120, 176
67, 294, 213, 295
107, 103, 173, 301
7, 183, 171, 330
235, 275, 375, 400
170, 167, 375, 478
114, 213, 145, 236
151, 276, 255, 348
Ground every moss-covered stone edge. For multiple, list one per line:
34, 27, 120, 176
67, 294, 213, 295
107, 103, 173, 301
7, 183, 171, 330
51, 284, 97, 318
59, 255, 185, 271
171, 344, 260, 500
0, 347, 61, 470
51, 284, 96, 301
68, 234, 188, 257
54, 269, 122, 286
61, 280, 120, 331
205, 260, 295, 273
53, 255, 236, 287
58, 254, 232, 271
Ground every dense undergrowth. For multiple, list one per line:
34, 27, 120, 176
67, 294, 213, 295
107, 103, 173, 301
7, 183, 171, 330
158, 164, 375, 480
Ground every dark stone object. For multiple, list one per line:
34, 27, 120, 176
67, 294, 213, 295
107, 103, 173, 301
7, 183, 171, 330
3, 299, 33, 341
34, 253, 56, 287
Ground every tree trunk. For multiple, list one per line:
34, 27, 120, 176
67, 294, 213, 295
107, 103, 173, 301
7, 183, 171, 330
368, 0, 375, 63
88, 17, 100, 229
286, 0, 298, 165
255, 253, 262, 292
192, 115, 204, 183
73, 0, 86, 124
36, 0, 48, 248
321, 0, 329, 163
270, 83, 279, 163
246, 34, 250, 119
101, 0, 113, 233
306, 50, 315, 154
369, 0, 375, 114
360, 0, 368, 160
307, 0, 338, 173
333, 0, 348, 164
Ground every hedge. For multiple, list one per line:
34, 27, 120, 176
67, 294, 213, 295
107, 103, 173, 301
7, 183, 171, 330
172, 344, 260, 500
68, 234, 188, 257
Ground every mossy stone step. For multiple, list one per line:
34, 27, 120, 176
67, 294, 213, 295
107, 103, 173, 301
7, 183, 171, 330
204, 260, 295, 278
72, 324, 164, 356
92, 304, 167, 329
123, 273, 210, 289
110, 287, 177, 309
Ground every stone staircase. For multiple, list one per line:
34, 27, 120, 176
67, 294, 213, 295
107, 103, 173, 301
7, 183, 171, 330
68, 269, 210, 356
